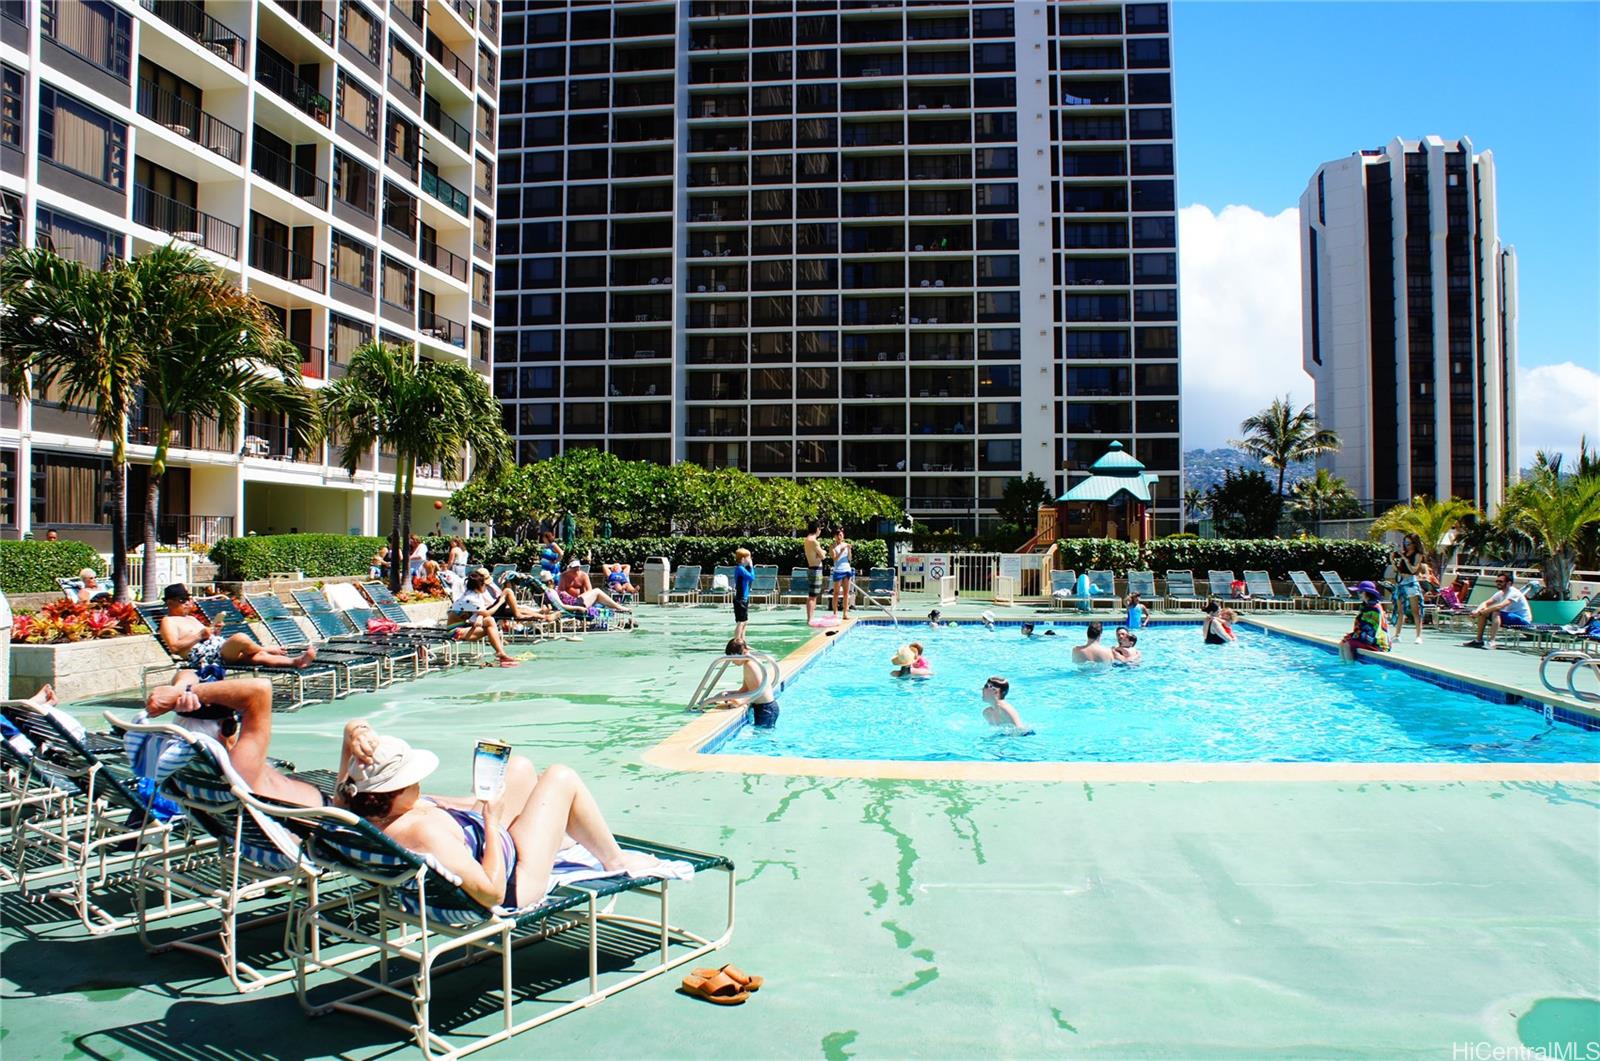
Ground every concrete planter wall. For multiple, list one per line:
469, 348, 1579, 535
10, 636, 173, 702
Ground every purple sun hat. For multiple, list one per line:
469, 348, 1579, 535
1355, 580, 1382, 598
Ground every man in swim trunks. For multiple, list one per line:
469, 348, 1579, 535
802, 523, 826, 624
157, 583, 317, 681
708, 637, 779, 727
1071, 621, 1116, 664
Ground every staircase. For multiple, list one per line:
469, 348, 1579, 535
1015, 505, 1059, 554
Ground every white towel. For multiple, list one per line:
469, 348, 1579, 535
496, 842, 696, 916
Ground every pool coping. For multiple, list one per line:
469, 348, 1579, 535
640, 615, 1600, 784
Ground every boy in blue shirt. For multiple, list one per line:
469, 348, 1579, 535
732, 548, 755, 640
1124, 591, 1147, 630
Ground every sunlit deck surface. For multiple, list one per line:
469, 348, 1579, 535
4, 601, 1597, 1058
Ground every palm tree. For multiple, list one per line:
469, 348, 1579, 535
1497, 462, 1600, 600
1, 247, 144, 600
133, 244, 320, 601
321, 341, 510, 591
1182, 487, 1204, 521
1371, 495, 1481, 573
1232, 395, 1342, 496
1289, 468, 1361, 529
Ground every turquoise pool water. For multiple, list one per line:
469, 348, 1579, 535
711, 622, 1600, 763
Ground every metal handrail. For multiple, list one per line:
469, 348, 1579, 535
133, 185, 239, 258
255, 47, 330, 125
425, 31, 472, 87
1540, 650, 1600, 704
139, 0, 245, 67
252, 142, 328, 208
687, 651, 779, 712
273, 0, 333, 44
417, 310, 465, 348
418, 238, 467, 281
136, 78, 243, 163
419, 169, 469, 216
249, 234, 325, 291
422, 95, 471, 152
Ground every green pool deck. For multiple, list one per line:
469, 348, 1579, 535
4, 601, 1598, 1059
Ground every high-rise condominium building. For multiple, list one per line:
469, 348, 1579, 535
1300, 136, 1517, 511
494, 0, 1180, 530
0, 0, 499, 548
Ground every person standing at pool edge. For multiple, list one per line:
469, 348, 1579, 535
830, 527, 853, 621
1391, 533, 1426, 645
731, 548, 754, 641
1124, 592, 1146, 630
802, 523, 826, 624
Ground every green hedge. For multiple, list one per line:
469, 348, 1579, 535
0, 540, 106, 594
1136, 537, 1389, 580
210, 534, 386, 581
1050, 538, 1141, 575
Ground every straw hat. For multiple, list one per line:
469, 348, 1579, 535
890, 645, 917, 667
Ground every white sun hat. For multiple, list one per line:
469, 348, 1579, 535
347, 735, 439, 794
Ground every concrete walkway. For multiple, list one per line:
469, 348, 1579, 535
3, 601, 1596, 1059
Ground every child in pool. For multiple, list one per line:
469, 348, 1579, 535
890, 642, 932, 679
1124, 592, 1147, 630
981, 676, 1031, 734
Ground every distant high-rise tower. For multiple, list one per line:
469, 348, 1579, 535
1300, 136, 1517, 510
494, 1, 1182, 530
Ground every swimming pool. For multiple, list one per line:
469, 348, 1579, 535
708, 621, 1600, 764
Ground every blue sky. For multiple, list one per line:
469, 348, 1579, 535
1171, 1, 1600, 458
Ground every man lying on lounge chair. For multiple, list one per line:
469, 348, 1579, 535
158, 583, 317, 681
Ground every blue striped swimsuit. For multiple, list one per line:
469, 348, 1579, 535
424, 798, 519, 907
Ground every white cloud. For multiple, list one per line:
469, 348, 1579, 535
1516, 361, 1600, 469
1178, 203, 1311, 449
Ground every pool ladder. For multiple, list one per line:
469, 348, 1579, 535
1538, 650, 1600, 704
687, 651, 780, 712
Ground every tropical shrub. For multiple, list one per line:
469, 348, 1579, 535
0, 540, 106, 594
1205, 470, 1284, 538
1051, 538, 1142, 574
211, 534, 386, 581
478, 535, 889, 575
11, 599, 146, 644
1139, 537, 1389, 580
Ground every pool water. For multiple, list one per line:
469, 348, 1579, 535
711, 622, 1600, 764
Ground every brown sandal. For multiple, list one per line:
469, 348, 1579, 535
690, 964, 763, 992
680, 970, 749, 1005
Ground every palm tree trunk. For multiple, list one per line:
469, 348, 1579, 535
388, 457, 405, 594
1276, 464, 1287, 497
399, 457, 416, 590
142, 425, 169, 603
109, 425, 130, 602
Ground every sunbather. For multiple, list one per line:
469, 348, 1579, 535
550, 566, 632, 613
76, 568, 109, 603
706, 637, 779, 727
603, 562, 636, 596
158, 583, 316, 680
447, 569, 524, 666
337, 730, 667, 909
1463, 572, 1533, 650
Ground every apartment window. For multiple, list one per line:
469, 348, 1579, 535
389, 36, 421, 97
473, 267, 490, 306
337, 70, 379, 140
37, 86, 126, 187
382, 182, 415, 237
1126, 38, 1169, 68
974, 8, 1014, 36
329, 312, 372, 362
330, 231, 373, 292
333, 150, 376, 215
341, 1, 381, 62
41, 0, 131, 79
381, 254, 414, 309
1135, 289, 1177, 321
1, 63, 21, 148
973, 43, 1015, 72
36, 205, 121, 267
1126, 4, 1170, 32
32, 452, 110, 525
385, 107, 418, 168
1133, 216, 1176, 248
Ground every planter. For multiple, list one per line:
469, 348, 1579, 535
10, 636, 173, 702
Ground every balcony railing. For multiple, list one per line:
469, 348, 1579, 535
420, 169, 469, 216
422, 95, 471, 153
447, 0, 475, 27
291, 339, 323, 379
273, 0, 333, 44
255, 48, 329, 126
249, 234, 325, 291
418, 309, 465, 348
418, 238, 467, 281
139, 0, 245, 68
136, 79, 243, 163
425, 31, 472, 87
134, 185, 239, 258
251, 142, 328, 208
157, 513, 234, 547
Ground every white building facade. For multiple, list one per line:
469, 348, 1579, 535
493, 0, 1182, 530
1, 0, 500, 549
1300, 136, 1517, 511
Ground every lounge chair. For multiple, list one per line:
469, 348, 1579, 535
704, 566, 737, 606
1164, 570, 1203, 608
1243, 570, 1292, 609
1126, 570, 1159, 609
781, 567, 813, 605
0, 698, 217, 934
197, 598, 371, 698
55, 576, 81, 600
242, 594, 393, 689
1287, 570, 1327, 610
667, 565, 702, 606
1502, 598, 1591, 653
133, 600, 341, 711
1085, 570, 1117, 610
290, 590, 468, 666
858, 567, 898, 609
107, 712, 350, 993
1206, 570, 1237, 605
1319, 571, 1362, 611
291, 806, 736, 1059
1049, 569, 1077, 611
751, 565, 780, 605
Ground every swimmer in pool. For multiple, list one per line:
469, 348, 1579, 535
926, 608, 941, 627
1020, 622, 1035, 638
1112, 627, 1142, 665
980, 611, 996, 632
1071, 621, 1117, 664
890, 642, 932, 679
980, 676, 1031, 734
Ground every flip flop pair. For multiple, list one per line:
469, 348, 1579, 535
679, 964, 764, 1005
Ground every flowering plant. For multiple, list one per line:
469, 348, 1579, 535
12, 599, 147, 644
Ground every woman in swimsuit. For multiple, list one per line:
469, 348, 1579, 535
1201, 600, 1235, 645
336, 727, 663, 909
829, 528, 854, 620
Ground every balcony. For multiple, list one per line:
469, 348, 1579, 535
418, 238, 467, 281
291, 339, 323, 379
420, 169, 469, 216
249, 234, 325, 291
134, 185, 240, 258
136, 79, 243, 164
425, 31, 472, 88
157, 513, 235, 547
252, 142, 328, 209
138, 0, 246, 68
422, 95, 471, 153
255, 48, 329, 126
419, 309, 466, 349
272, 0, 333, 45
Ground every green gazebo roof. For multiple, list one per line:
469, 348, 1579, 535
1057, 441, 1160, 504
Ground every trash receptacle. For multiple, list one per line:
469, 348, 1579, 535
0, 590, 12, 700
641, 557, 671, 605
